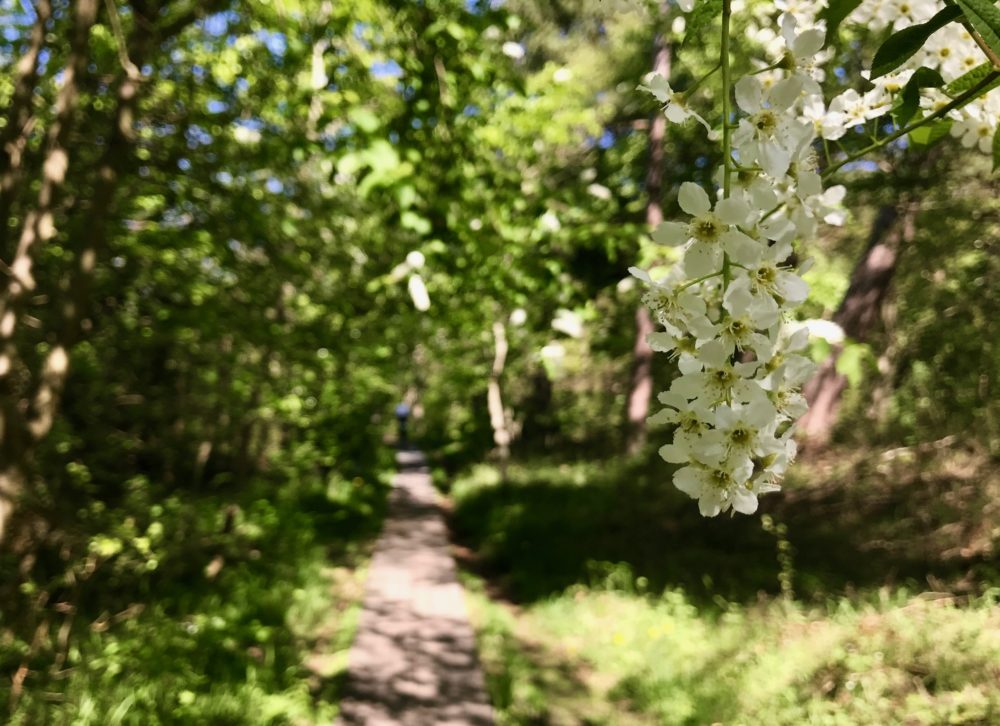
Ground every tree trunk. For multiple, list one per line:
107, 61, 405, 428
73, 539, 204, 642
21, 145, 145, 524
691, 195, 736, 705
0, 0, 98, 546
799, 203, 917, 444
0, 0, 223, 544
0, 0, 53, 260
626, 2, 671, 455
487, 320, 511, 481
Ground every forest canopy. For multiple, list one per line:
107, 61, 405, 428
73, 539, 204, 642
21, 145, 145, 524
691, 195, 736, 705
1, 0, 998, 723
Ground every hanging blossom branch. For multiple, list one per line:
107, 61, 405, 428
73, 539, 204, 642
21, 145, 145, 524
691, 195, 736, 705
630, 0, 1000, 517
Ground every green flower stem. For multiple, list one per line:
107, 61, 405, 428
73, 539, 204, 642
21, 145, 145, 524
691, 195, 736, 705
749, 59, 783, 76
686, 61, 722, 95
943, 0, 1000, 69
720, 0, 733, 302
678, 271, 724, 291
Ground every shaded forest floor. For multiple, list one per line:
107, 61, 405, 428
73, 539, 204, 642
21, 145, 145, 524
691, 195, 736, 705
1, 467, 392, 724
443, 442, 1000, 725
4, 440, 997, 724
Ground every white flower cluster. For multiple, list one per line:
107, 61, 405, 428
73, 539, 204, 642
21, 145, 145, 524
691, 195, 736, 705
798, 0, 1000, 151
751, 1, 1000, 151
633, 0, 999, 515
633, 0, 997, 517
632, 7, 851, 517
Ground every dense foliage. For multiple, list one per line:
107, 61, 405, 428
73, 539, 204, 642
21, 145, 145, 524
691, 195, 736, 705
0, 0, 997, 722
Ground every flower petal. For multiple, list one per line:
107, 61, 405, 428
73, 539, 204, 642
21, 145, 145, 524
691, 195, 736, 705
750, 181, 778, 210
745, 397, 778, 428
677, 290, 707, 317
627, 266, 653, 284
673, 466, 704, 496
723, 275, 753, 316
731, 487, 758, 514
678, 182, 712, 216
698, 491, 723, 517
665, 103, 690, 123
678, 353, 703, 374
748, 292, 780, 327
697, 339, 729, 368
777, 271, 810, 304
786, 327, 810, 352
794, 28, 825, 58
660, 443, 690, 464
639, 73, 671, 103
715, 196, 751, 225
684, 241, 721, 277
647, 331, 678, 353
722, 229, 763, 267
735, 76, 762, 114
731, 454, 754, 484
658, 390, 685, 407
648, 408, 678, 425
685, 312, 717, 341
651, 221, 690, 246
671, 373, 705, 399
797, 170, 822, 198
769, 76, 803, 110
760, 217, 796, 243
757, 141, 792, 178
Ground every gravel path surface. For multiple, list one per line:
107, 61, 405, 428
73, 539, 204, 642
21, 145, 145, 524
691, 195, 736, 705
337, 449, 493, 725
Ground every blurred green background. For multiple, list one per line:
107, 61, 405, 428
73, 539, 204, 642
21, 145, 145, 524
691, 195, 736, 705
0, 0, 997, 723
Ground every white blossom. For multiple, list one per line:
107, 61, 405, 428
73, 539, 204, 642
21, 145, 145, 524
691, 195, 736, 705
780, 15, 830, 96
733, 75, 811, 177
653, 182, 760, 277
638, 73, 713, 133
633, 0, 998, 518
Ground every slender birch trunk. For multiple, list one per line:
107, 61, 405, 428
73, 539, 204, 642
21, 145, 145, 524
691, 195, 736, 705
487, 321, 511, 481
626, 1, 671, 455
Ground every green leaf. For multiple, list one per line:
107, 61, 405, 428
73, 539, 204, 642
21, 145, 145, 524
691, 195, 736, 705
893, 66, 945, 127
336, 151, 364, 176
820, 0, 864, 46
955, 0, 1000, 62
400, 211, 432, 235
808, 337, 832, 364
835, 342, 872, 388
870, 5, 962, 79
993, 124, 1000, 171
348, 107, 380, 134
908, 118, 953, 147
396, 184, 417, 209
945, 60, 1000, 96
683, 0, 722, 46
365, 140, 400, 175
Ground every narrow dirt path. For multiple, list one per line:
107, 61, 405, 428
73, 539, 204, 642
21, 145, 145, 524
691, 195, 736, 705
337, 449, 493, 725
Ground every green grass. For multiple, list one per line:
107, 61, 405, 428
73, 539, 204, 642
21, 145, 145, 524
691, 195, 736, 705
1, 467, 391, 725
464, 572, 1000, 725
451, 449, 1000, 725
448, 446, 1000, 604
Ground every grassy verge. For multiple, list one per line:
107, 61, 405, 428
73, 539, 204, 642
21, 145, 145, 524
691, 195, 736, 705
451, 449, 1000, 725
1, 466, 391, 724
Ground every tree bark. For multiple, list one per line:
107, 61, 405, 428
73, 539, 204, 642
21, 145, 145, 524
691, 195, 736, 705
0, 0, 53, 260
1, 0, 222, 544
799, 203, 917, 444
487, 320, 511, 481
626, 1, 671, 455
0, 0, 98, 547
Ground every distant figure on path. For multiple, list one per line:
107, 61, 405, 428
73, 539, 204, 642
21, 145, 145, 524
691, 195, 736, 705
395, 401, 411, 445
